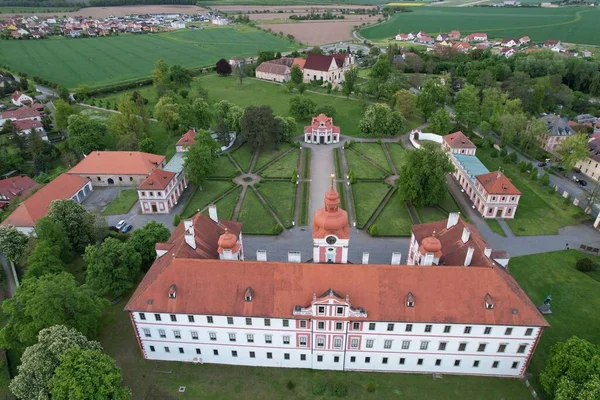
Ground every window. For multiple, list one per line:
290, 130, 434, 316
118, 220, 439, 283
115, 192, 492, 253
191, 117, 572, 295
365, 357, 371, 364
399, 358, 406, 365
142, 328, 151, 338
387, 323, 394, 331
139, 313, 146, 320
196, 349, 201, 355
505, 327, 513, 335
334, 338, 342, 348
366, 339, 374, 348
517, 344, 527, 354
264, 319, 271, 327
336, 307, 344, 315
245, 318, 252, 326
119, 177, 123, 182
207, 316, 214, 324
213, 349, 218, 356
284, 353, 290, 360
149, 346, 155, 352
249, 351, 255, 358
478, 343, 487, 352
444, 325, 451, 333
301, 354, 306, 361
317, 337, 325, 348
498, 344, 507, 353
420, 341, 429, 350
154, 314, 161, 321
318, 306, 325, 315
300, 320, 307, 328
525, 328, 533, 336
492, 361, 499, 368
435, 359, 442, 366
179, 347, 184, 354
188, 315, 194, 323
170, 314, 176, 322
265, 335, 272, 344
350, 338, 359, 348
401, 341, 410, 350
129, 177, 133, 182
382, 357, 388, 364
425, 324, 432, 333
283, 336, 290, 345
283, 319, 289, 327
350, 356, 356, 363
173, 330, 181, 339
247, 334, 254, 343
439, 342, 447, 351
458, 343, 467, 351
464, 326, 472, 334
335, 322, 343, 331
317, 355, 323, 362
405, 324, 413, 332
353, 322, 360, 330
369, 323, 376, 331
384, 340, 392, 349
165, 347, 170, 353
511, 361, 519, 369
473, 360, 480, 368
209, 332, 216, 341
300, 336, 307, 346
484, 327, 491, 335
317, 321, 325, 330
334, 356, 340, 363
229, 333, 236, 342
159, 329, 166, 338
454, 360, 461, 367
417, 358, 423, 365
227, 317, 234, 325
267, 352, 273, 359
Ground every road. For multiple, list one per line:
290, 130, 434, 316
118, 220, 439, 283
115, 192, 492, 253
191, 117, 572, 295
0, 253, 17, 296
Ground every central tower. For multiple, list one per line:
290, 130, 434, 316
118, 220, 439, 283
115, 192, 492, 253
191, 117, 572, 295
312, 174, 350, 263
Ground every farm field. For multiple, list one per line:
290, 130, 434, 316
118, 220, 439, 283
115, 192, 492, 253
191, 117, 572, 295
0, 26, 297, 89
361, 6, 600, 45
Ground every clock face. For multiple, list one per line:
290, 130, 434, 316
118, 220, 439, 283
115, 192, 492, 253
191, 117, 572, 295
326, 236, 337, 245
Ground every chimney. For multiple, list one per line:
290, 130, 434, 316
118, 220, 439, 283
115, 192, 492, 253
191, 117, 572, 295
484, 247, 492, 258
461, 227, 471, 243
423, 253, 434, 266
447, 212, 460, 229
362, 252, 369, 265
256, 250, 267, 262
183, 219, 196, 249
288, 251, 301, 263
391, 252, 402, 265
209, 204, 218, 223
464, 247, 475, 266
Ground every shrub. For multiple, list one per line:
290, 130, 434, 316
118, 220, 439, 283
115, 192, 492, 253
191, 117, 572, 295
312, 381, 327, 395
366, 382, 376, 393
334, 383, 348, 397
499, 148, 508, 157
173, 214, 181, 227
502, 155, 512, 164
563, 194, 570, 205
540, 172, 550, 186
530, 169, 538, 181
368, 224, 378, 236
576, 258, 596, 272
271, 224, 283, 235
490, 149, 499, 158
509, 152, 518, 163
518, 161, 529, 173
286, 380, 295, 390
349, 170, 356, 184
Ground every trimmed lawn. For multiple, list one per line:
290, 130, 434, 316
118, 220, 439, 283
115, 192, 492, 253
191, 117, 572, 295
298, 182, 310, 226
510, 250, 600, 397
352, 143, 391, 173
386, 142, 408, 171
352, 182, 391, 229
255, 143, 293, 172
345, 150, 388, 180
101, 190, 138, 215
438, 192, 461, 214
477, 148, 589, 235
337, 181, 348, 213
372, 190, 412, 236
257, 181, 296, 228
214, 186, 241, 221
210, 155, 240, 178
238, 188, 278, 234
231, 144, 255, 173
486, 219, 507, 237
416, 205, 446, 224
259, 150, 299, 179
182, 181, 235, 218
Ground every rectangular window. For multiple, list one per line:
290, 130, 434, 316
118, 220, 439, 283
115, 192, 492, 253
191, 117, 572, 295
318, 321, 325, 330
245, 318, 252, 326
150, 346, 155, 352
498, 344, 507, 353
365, 357, 371, 364
300, 354, 306, 361
382, 357, 388, 364
369, 323, 376, 331
405, 324, 413, 332
478, 343, 487, 352
464, 326, 472, 334
318, 306, 325, 315
435, 359, 442, 366
335, 322, 343, 331
425, 325, 432, 333
299, 336, 307, 346
196, 349, 201, 355
458, 343, 467, 351
417, 358, 423, 365
317, 337, 325, 348
159, 329, 166, 338
139, 313, 146, 320
366, 339, 374, 348
350, 338, 359, 348
229, 333, 236, 342
317, 355, 323, 362
188, 315, 194, 323
511, 361, 519, 369
517, 344, 527, 354
284, 353, 290, 360
283, 319, 289, 327
179, 347, 184, 354
350, 356, 356, 363
227, 317, 234, 325
165, 347, 170, 353
454, 360, 461, 367
264, 319, 271, 327
525, 328, 533, 336
213, 349, 218, 356
250, 351, 255, 358
209, 332, 216, 341
267, 352, 273, 359
399, 358, 405, 365
336, 307, 344, 315
444, 325, 451, 333
207, 316, 214, 324
492, 361, 499, 368
353, 322, 360, 330
387, 323, 394, 331
154, 314, 161, 321
265, 335, 272, 344
283, 336, 290, 345
334, 356, 340, 363
402, 341, 410, 350
473, 360, 480, 368
505, 327, 513, 335
300, 320, 307, 328
384, 340, 392, 349
143, 328, 151, 338
420, 341, 429, 350
483, 327, 491, 335
173, 330, 181, 339
247, 334, 254, 343
334, 338, 342, 348
439, 342, 447, 351
170, 314, 176, 322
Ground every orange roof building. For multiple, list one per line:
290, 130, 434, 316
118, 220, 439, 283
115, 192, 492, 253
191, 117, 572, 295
176, 129, 197, 151
304, 114, 341, 145
442, 131, 476, 155
312, 176, 349, 263
0, 175, 37, 208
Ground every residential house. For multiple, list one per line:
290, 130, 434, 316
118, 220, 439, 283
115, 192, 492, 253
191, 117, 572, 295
576, 114, 597, 125
0, 106, 42, 126
13, 119, 46, 139
464, 33, 487, 42
501, 38, 518, 48
416, 30, 427, 38
303, 54, 355, 86
519, 36, 530, 45
453, 42, 471, 52
539, 114, 575, 151
395, 33, 409, 41
543, 39, 560, 48
11, 91, 33, 107
575, 133, 600, 183
417, 36, 434, 45
449, 30, 461, 40
0, 176, 37, 208
499, 48, 517, 58
436, 33, 449, 42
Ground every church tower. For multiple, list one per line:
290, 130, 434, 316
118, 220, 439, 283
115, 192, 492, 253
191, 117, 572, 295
312, 175, 350, 263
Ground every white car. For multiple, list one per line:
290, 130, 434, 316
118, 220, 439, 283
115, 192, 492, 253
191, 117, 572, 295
116, 220, 126, 230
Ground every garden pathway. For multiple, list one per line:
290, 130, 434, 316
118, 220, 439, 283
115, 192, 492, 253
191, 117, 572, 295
293, 147, 305, 224
231, 151, 260, 220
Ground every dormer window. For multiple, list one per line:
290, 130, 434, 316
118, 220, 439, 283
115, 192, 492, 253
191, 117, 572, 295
168, 284, 177, 299
406, 292, 415, 307
318, 306, 325, 315
484, 293, 494, 309
244, 287, 253, 302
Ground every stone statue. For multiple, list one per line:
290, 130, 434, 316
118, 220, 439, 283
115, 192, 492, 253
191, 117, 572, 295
538, 295, 553, 315
544, 295, 552, 305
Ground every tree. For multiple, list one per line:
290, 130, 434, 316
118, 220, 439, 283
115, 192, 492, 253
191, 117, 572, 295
183, 130, 220, 185
190, 77, 209, 100
555, 133, 589, 171
359, 103, 406, 137
234, 59, 246, 84
540, 172, 550, 186
216, 58, 232, 76
397, 142, 455, 207
214, 100, 242, 133
521, 117, 547, 151
139, 138, 157, 154
24, 241, 65, 279
454, 84, 480, 129
370, 58, 393, 82
10, 325, 102, 400
152, 59, 171, 96
49, 347, 131, 400
497, 112, 528, 146
108, 94, 148, 150
67, 114, 105, 155
308, 46, 323, 55
53, 99, 75, 131
57, 86, 70, 102
314, 104, 337, 119
290, 64, 303, 86
416, 79, 451, 120
241, 105, 282, 151
341, 67, 359, 98
0, 225, 28, 263
540, 336, 600, 400
0, 273, 107, 349
47, 199, 97, 253
84, 238, 142, 296
257, 51, 276, 64
428, 108, 452, 135
289, 95, 316, 119
395, 89, 419, 120
35, 217, 72, 261
169, 64, 191, 86
275, 116, 296, 143
154, 95, 180, 135
181, 98, 212, 130
128, 221, 170, 269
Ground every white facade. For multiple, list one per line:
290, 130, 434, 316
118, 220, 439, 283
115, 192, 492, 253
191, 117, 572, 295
303, 56, 355, 86
12, 93, 33, 107
313, 235, 349, 263
138, 175, 187, 215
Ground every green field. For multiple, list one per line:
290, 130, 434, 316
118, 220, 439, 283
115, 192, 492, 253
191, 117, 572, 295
0, 6, 78, 14
361, 7, 600, 45
0, 26, 297, 89
101, 190, 139, 216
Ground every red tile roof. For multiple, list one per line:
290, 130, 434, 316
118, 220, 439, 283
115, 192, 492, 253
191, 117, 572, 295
137, 169, 175, 190
0, 106, 41, 121
176, 129, 196, 147
304, 54, 347, 72
292, 58, 306, 70
13, 119, 42, 131
0, 176, 37, 206
1, 174, 89, 228
68, 151, 165, 176
304, 114, 340, 134
476, 171, 521, 196
443, 131, 476, 149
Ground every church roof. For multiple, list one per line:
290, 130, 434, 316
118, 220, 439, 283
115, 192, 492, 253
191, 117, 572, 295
313, 180, 350, 240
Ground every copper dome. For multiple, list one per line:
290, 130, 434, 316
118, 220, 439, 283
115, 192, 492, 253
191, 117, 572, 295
419, 236, 443, 257
218, 230, 238, 250
312, 176, 350, 240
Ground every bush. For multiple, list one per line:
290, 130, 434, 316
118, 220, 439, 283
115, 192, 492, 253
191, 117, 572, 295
173, 214, 181, 227
502, 155, 513, 164
518, 161, 529, 172
490, 149, 499, 158
334, 383, 348, 397
271, 224, 283, 235
563, 194, 570, 205
576, 258, 596, 272
312, 381, 327, 395
499, 148, 508, 157
286, 380, 295, 390
349, 170, 356, 184
530, 169, 538, 181
366, 382, 376, 393
509, 152, 518, 163
540, 172, 550, 186
368, 224, 378, 236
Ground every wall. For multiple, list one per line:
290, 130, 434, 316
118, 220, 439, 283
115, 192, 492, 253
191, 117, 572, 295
576, 156, 600, 183
409, 131, 442, 149
256, 70, 290, 83
70, 173, 147, 187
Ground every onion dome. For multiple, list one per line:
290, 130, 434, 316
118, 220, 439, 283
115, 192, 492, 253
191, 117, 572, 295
218, 229, 238, 250
419, 236, 443, 257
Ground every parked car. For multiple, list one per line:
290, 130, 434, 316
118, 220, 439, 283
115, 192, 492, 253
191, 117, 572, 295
557, 166, 565, 172
121, 223, 133, 233
572, 176, 580, 183
108, 226, 120, 232
573, 167, 581, 173
537, 162, 547, 167
578, 179, 588, 187
116, 220, 126, 230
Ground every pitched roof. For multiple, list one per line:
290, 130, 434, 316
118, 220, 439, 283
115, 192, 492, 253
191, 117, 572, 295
0, 176, 37, 205
304, 113, 340, 134
0, 106, 41, 120
256, 62, 290, 76
124, 258, 547, 327
443, 131, 475, 148
176, 129, 196, 147
476, 171, 521, 196
1, 173, 88, 228
68, 151, 165, 176
540, 114, 575, 137
304, 54, 347, 72
137, 169, 175, 190
292, 58, 306, 70
13, 119, 43, 131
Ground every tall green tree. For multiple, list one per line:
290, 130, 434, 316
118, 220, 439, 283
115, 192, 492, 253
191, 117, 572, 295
359, 103, 406, 137
181, 98, 212, 131
67, 114, 105, 155
397, 142, 455, 207
154, 95, 180, 135
521, 117, 548, 151
24, 241, 65, 279
53, 99, 75, 131
497, 112, 528, 146
0, 273, 107, 349
139, 138, 157, 154
555, 133, 589, 170
454, 84, 480, 129
275, 115, 297, 143
416, 79, 451, 120
108, 94, 148, 150
47, 199, 97, 253
289, 95, 316, 120
369, 58, 393, 82
128, 221, 170, 269
152, 59, 171, 96
190, 77, 209, 100
395, 89, 419, 120
428, 108, 452, 135
290, 64, 303, 86
0, 225, 28, 263
341, 67, 359, 98
183, 130, 220, 185
240, 105, 282, 151
35, 217, 72, 261
234, 59, 246, 85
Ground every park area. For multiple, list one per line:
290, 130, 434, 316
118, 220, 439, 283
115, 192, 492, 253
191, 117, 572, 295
360, 6, 600, 45
0, 26, 297, 89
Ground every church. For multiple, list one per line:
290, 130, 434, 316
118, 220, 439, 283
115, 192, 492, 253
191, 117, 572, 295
125, 181, 548, 377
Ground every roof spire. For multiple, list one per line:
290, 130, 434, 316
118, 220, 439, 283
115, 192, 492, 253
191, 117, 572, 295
330, 173, 335, 189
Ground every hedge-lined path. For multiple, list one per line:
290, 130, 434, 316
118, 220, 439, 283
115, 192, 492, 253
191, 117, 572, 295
231, 150, 260, 220
227, 153, 244, 174
382, 143, 399, 175
293, 147, 305, 225
251, 186, 285, 229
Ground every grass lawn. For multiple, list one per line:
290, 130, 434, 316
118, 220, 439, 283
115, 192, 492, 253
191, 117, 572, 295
352, 143, 391, 173
372, 190, 412, 236
210, 155, 240, 178
259, 149, 299, 179
214, 186, 241, 221
345, 150, 388, 180
101, 190, 138, 215
477, 148, 590, 235
257, 181, 296, 228
255, 143, 293, 172
182, 181, 235, 218
510, 250, 600, 397
337, 181, 348, 213
351, 182, 391, 229
415, 205, 446, 224
386, 142, 408, 171
231, 144, 255, 173
238, 188, 278, 234
298, 182, 310, 226
486, 219, 507, 237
